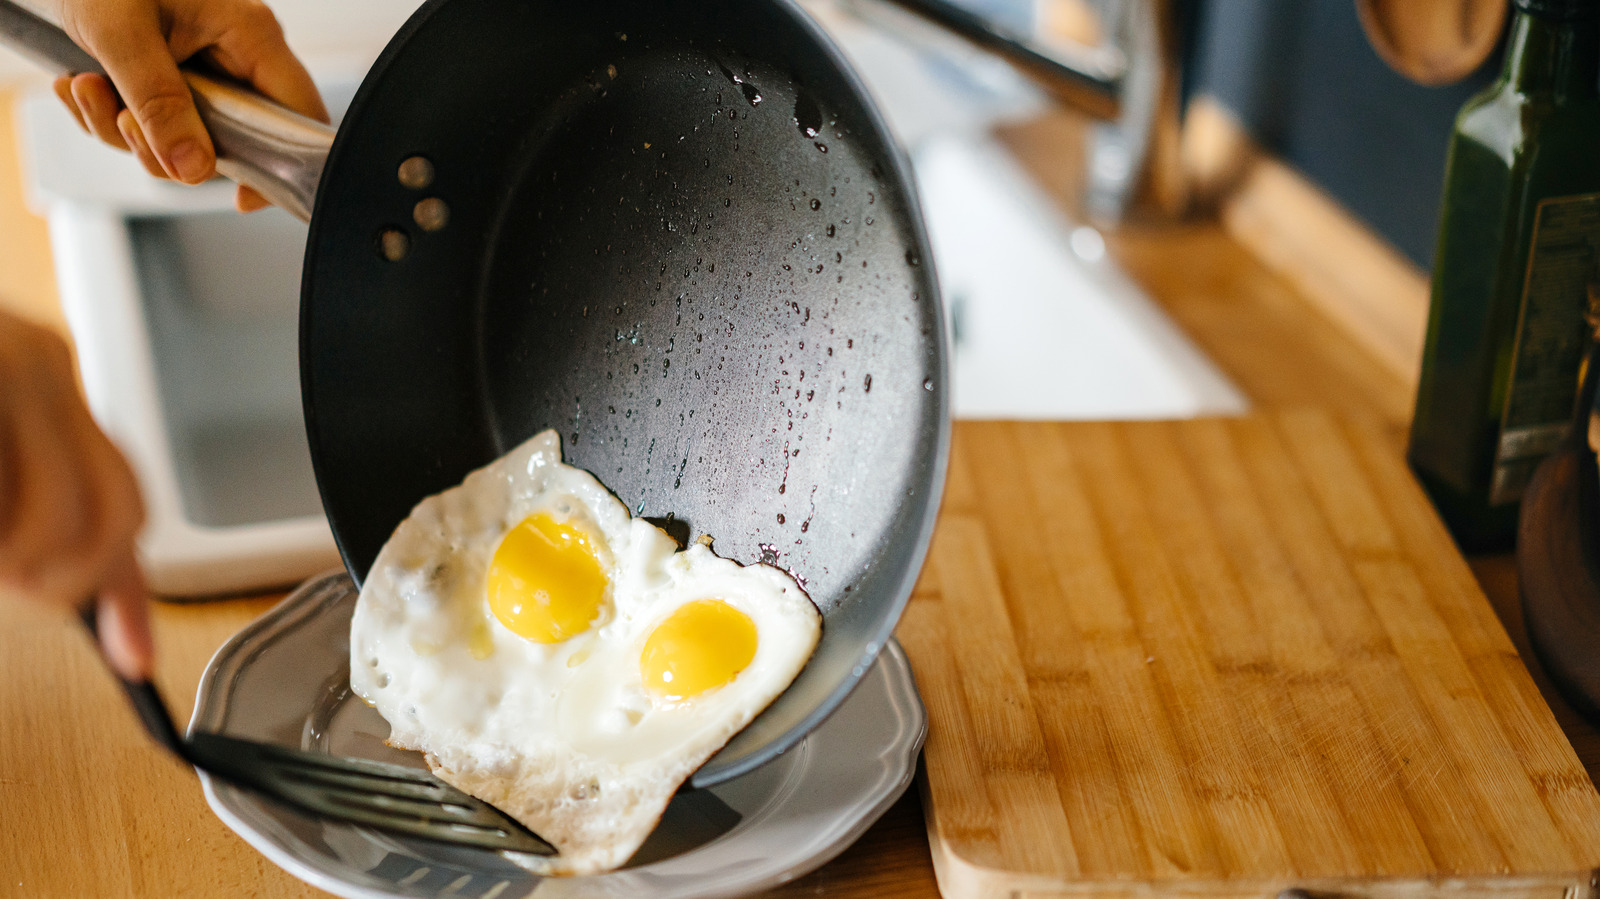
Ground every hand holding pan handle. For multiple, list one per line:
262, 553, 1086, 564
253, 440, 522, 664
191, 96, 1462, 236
0, 0, 333, 221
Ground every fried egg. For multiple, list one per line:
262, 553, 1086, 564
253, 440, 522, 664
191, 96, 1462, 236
349, 430, 821, 875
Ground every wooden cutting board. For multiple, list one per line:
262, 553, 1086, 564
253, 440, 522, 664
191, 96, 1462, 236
899, 412, 1600, 898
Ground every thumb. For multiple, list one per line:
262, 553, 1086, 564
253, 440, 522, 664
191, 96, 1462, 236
78, 12, 215, 185
96, 552, 153, 682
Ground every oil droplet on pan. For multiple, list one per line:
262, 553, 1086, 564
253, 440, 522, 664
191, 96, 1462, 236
793, 93, 823, 139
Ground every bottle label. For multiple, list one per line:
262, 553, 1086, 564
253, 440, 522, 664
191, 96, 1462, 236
1492, 191, 1600, 505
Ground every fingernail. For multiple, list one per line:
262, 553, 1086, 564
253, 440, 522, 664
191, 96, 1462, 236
168, 140, 211, 184
54, 80, 87, 132
100, 595, 153, 681
71, 83, 97, 120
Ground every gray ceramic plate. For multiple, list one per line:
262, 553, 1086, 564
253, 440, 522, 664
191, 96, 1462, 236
190, 571, 926, 899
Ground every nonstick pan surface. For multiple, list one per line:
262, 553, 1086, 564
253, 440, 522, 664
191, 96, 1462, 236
301, 0, 947, 786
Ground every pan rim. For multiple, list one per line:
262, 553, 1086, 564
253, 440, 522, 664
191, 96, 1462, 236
693, 0, 950, 786
297, 0, 454, 586
297, 0, 951, 790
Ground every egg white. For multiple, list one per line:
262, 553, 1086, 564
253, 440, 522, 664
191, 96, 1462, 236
349, 430, 821, 875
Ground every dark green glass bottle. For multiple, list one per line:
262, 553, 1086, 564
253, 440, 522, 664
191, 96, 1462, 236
1408, 0, 1600, 551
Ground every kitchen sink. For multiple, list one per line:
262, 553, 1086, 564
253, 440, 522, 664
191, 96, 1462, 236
915, 133, 1245, 419
815, 0, 1246, 418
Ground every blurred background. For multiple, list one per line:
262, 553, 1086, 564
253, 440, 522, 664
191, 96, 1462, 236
0, 0, 1495, 595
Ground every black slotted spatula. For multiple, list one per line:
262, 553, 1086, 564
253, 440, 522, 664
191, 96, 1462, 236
80, 606, 556, 856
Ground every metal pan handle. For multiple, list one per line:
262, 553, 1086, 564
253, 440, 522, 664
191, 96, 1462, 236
873, 0, 1123, 120
0, 0, 332, 221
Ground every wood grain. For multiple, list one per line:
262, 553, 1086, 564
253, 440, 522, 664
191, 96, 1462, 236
901, 415, 1600, 898
0, 594, 327, 898
0, 586, 943, 899
6, 81, 1600, 899
1185, 99, 1430, 391
1174, 92, 1433, 403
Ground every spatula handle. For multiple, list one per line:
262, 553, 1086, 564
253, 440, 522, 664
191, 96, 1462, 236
77, 604, 192, 763
0, 0, 332, 222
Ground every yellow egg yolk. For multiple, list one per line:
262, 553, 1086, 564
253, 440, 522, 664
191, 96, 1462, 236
486, 512, 607, 643
640, 600, 758, 701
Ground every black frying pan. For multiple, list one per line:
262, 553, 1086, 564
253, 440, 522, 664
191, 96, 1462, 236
303, 0, 949, 787
1, 0, 946, 787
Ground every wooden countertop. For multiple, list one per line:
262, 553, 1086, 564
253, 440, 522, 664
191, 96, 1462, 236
2, 88, 1595, 897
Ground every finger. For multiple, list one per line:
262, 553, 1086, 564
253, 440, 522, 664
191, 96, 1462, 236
202, 4, 327, 123
0, 420, 89, 598
96, 554, 153, 681
0, 347, 91, 592
86, 446, 145, 582
235, 185, 271, 213
70, 73, 130, 152
81, 11, 215, 184
0, 325, 144, 609
117, 110, 170, 180
62, 378, 145, 586
53, 76, 89, 133
7, 397, 98, 598
0, 388, 17, 543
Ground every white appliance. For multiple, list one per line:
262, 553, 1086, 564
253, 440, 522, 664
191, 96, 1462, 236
17, 86, 351, 596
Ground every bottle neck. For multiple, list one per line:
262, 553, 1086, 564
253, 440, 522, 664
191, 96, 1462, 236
1504, 8, 1600, 99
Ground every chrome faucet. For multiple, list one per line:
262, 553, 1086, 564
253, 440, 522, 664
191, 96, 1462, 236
875, 0, 1187, 223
